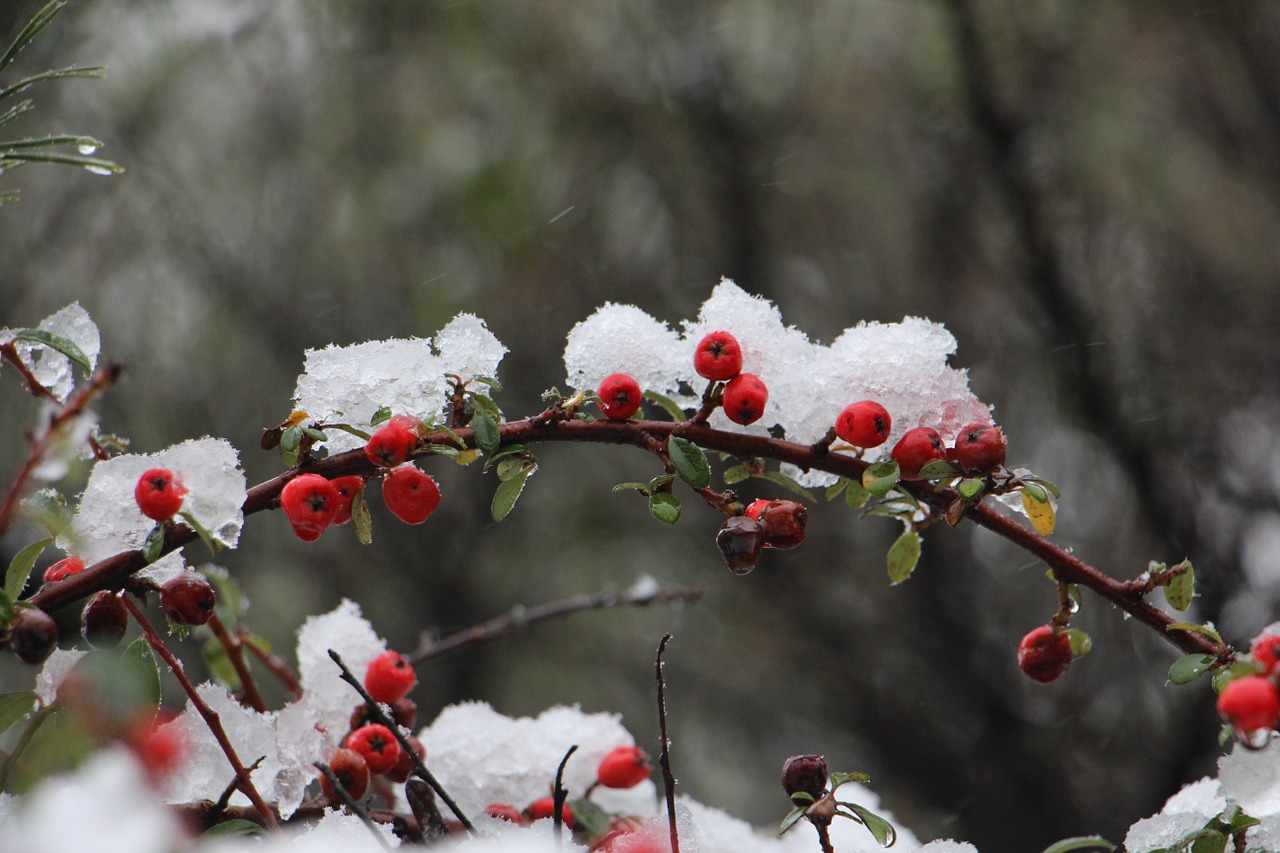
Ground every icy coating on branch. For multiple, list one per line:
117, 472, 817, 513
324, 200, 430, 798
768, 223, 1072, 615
563, 280, 992, 487
0, 301, 101, 402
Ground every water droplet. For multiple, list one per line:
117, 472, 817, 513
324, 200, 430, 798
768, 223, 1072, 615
83, 165, 114, 176
1065, 597, 1080, 614
77, 143, 98, 155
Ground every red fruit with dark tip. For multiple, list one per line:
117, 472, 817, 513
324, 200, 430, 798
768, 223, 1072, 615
485, 803, 524, 824
381, 465, 441, 525
781, 754, 829, 804
759, 499, 807, 550
159, 574, 217, 626
1251, 634, 1280, 675
329, 476, 364, 526
346, 723, 401, 776
1017, 625, 1072, 683
950, 422, 1007, 472
365, 649, 418, 704
717, 515, 766, 574
82, 591, 128, 647
834, 401, 892, 448
6, 607, 58, 664
135, 468, 187, 521
280, 473, 340, 541
597, 745, 651, 789
890, 426, 946, 480
43, 555, 85, 584
597, 373, 643, 420
386, 735, 426, 783
1217, 676, 1280, 733
525, 796, 574, 828
694, 330, 743, 381
321, 748, 371, 801
365, 415, 419, 468
721, 373, 768, 425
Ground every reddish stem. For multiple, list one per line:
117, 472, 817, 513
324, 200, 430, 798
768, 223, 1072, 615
242, 631, 303, 700
207, 612, 267, 713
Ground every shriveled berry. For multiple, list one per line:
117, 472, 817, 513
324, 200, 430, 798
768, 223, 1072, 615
485, 803, 524, 824
159, 574, 216, 626
6, 607, 58, 664
135, 468, 187, 521
1251, 634, 1280, 675
365, 415, 419, 468
347, 723, 401, 775
1017, 625, 1072, 683
694, 330, 743, 381
721, 373, 768, 426
525, 796, 574, 828
82, 591, 128, 647
386, 735, 426, 783
329, 476, 364, 526
381, 465, 441, 525
365, 649, 418, 704
781, 754, 828, 804
759, 499, 807, 550
717, 515, 765, 575
43, 555, 85, 584
834, 401, 892, 448
950, 422, 1007, 472
321, 747, 371, 801
890, 426, 946, 480
597, 745, 651, 789
597, 373, 643, 420
280, 473, 340, 541
1217, 676, 1280, 733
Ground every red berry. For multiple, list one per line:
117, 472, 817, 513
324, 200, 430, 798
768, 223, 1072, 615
597, 745, 651, 789
126, 712, 185, 784
135, 468, 187, 521
890, 426, 946, 480
385, 735, 425, 783
744, 499, 770, 521
159, 574, 217, 626
82, 591, 128, 647
950, 422, 1007, 472
781, 754, 828, 804
721, 373, 768, 425
280, 473, 340, 541
1017, 625, 1072, 683
693, 330, 743, 381
597, 373, 643, 420
834, 401, 892, 448
321, 748, 371, 801
525, 796, 574, 828
6, 607, 58, 665
365, 415, 419, 468
43, 555, 85, 584
484, 803, 524, 824
759, 499, 807, 550
381, 465, 441, 525
365, 650, 418, 704
346, 723, 401, 776
329, 476, 364, 526
717, 515, 766, 575
351, 697, 417, 732
1252, 634, 1280, 675
1217, 676, 1280, 733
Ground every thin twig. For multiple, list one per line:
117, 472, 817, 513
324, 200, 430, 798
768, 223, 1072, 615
552, 744, 578, 846
242, 632, 303, 700
209, 756, 266, 824
314, 761, 392, 851
206, 612, 267, 712
656, 633, 680, 853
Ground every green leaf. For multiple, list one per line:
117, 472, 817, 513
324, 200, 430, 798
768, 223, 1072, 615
204, 639, 240, 692
825, 478, 849, 501
755, 470, 815, 500
434, 423, 467, 450
1025, 476, 1061, 499
279, 425, 302, 454
723, 464, 750, 485
668, 436, 711, 489
611, 482, 649, 494
178, 511, 222, 556
648, 493, 681, 525
470, 374, 503, 391
1212, 661, 1262, 694
566, 799, 611, 839
495, 455, 534, 482
472, 411, 500, 456
842, 802, 897, 847
141, 523, 166, 565
845, 479, 871, 510
370, 406, 392, 426
1169, 653, 1216, 685
862, 461, 900, 497
887, 529, 922, 585
469, 392, 501, 419
1041, 836, 1117, 853
917, 459, 960, 482
1022, 482, 1049, 503
352, 488, 372, 545
9, 328, 92, 374
778, 806, 808, 836
0, 2, 68, 77
829, 771, 871, 787
1167, 622, 1224, 646
1187, 829, 1227, 853
648, 473, 676, 491
957, 478, 986, 500
491, 466, 533, 522
6, 537, 51, 601
122, 636, 162, 707
642, 390, 687, 421
0, 66, 107, 105
325, 423, 372, 442
0, 691, 38, 737
1064, 629, 1092, 658
301, 427, 327, 442
1164, 559, 1195, 612
1021, 487, 1056, 536
1229, 810, 1261, 833
201, 819, 266, 838
0, 589, 13, 624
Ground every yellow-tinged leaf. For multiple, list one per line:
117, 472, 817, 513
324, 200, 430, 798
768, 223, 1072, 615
1021, 488, 1056, 536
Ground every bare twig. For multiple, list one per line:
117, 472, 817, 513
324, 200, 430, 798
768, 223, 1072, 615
206, 612, 267, 712
656, 634, 680, 853
552, 744, 578, 846
314, 761, 392, 851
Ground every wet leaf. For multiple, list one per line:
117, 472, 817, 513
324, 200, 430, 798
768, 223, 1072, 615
917, 459, 960, 482
778, 806, 808, 836
1169, 653, 1215, 685
668, 436, 711, 489
1164, 559, 1195, 612
842, 802, 896, 847
352, 488, 372, 545
472, 411, 500, 456
6, 537, 51, 601
648, 492, 681, 525
0, 691, 37, 737
957, 478, 986, 500
722, 464, 750, 485
491, 465, 534, 522
1064, 629, 1092, 658
1021, 487, 1056, 536
9, 328, 92, 374
141, 523, 166, 564
887, 529, 921, 585
1167, 622, 1224, 646
845, 479, 871, 509
862, 461, 900, 497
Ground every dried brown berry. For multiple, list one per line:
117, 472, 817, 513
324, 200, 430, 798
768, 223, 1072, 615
6, 607, 58, 665
781, 754, 829, 804
82, 591, 128, 647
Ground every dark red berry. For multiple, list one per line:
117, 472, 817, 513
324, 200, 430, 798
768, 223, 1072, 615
485, 803, 525, 824
890, 426, 946, 480
950, 422, 1007, 472
159, 574, 217, 626
834, 401, 892, 448
1017, 625, 1072, 683
717, 515, 766, 575
386, 735, 426, 783
350, 697, 417, 732
329, 476, 364, 526
597, 745, 651, 789
1251, 634, 1280, 675
135, 468, 187, 521
721, 373, 768, 425
6, 607, 58, 665
693, 330, 743, 381
1217, 676, 1280, 733
781, 754, 828, 804
43, 555, 85, 584
597, 373, 643, 420
365, 415, 419, 468
365, 650, 417, 704
82, 591, 128, 647
759, 500, 807, 550
346, 723, 401, 776
381, 465, 441, 525
321, 748, 371, 801
280, 473, 340, 541
525, 796, 574, 828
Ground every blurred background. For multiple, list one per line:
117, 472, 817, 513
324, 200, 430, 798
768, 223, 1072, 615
2, 1, 1279, 848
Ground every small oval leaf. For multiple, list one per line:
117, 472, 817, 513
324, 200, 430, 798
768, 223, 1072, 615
917, 459, 960, 482
957, 478, 986, 500
472, 411, 500, 457
6, 537, 52, 600
1064, 629, 1092, 658
648, 493, 681, 525
843, 802, 897, 847
0, 691, 38, 737
887, 530, 922, 585
862, 461, 900, 497
668, 436, 711, 489
11, 328, 93, 374
845, 479, 871, 510
491, 466, 534, 522
1021, 488, 1056, 536
1164, 559, 1195, 611
1169, 653, 1215, 685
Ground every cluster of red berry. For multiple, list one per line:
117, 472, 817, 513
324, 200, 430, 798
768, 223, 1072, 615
885, 422, 1007, 480
1216, 633, 1280, 742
